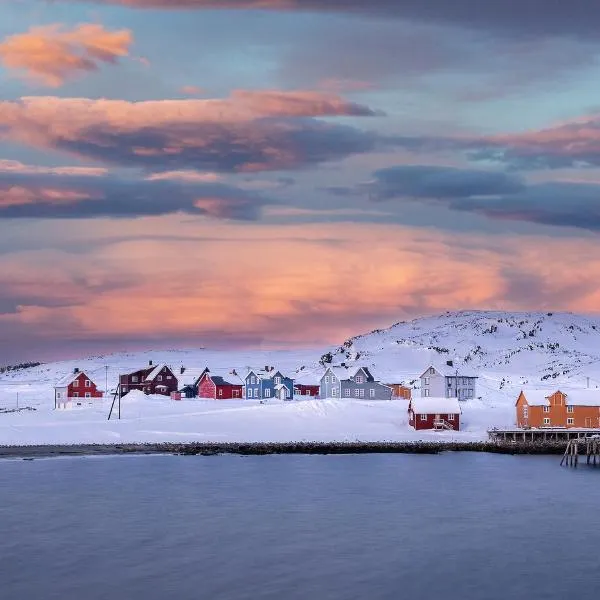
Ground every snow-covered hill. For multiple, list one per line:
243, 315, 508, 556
1, 310, 600, 445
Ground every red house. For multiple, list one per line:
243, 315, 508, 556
119, 361, 178, 397
408, 397, 461, 431
293, 373, 320, 397
54, 368, 103, 409
197, 369, 244, 400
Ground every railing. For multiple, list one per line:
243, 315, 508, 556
433, 419, 455, 430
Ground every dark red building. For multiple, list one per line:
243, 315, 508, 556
119, 361, 178, 397
197, 369, 244, 400
408, 397, 461, 431
293, 384, 320, 397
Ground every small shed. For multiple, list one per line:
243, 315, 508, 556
386, 383, 412, 400
408, 397, 461, 431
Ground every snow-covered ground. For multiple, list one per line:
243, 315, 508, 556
1, 311, 600, 446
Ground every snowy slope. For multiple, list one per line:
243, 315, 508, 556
1, 311, 600, 445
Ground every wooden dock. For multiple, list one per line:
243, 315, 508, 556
488, 427, 600, 443
560, 437, 600, 467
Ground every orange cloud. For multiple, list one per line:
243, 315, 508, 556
3, 218, 600, 359
0, 23, 132, 87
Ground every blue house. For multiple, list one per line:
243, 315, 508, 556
245, 367, 294, 400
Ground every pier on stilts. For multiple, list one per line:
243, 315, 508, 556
560, 437, 600, 467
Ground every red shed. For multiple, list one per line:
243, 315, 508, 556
408, 397, 461, 431
293, 373, 320, 397
54, 368, 103, 409
197, 369, 244, 400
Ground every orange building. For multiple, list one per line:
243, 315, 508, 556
386, 383, 412, 400
516, 389, 600, 429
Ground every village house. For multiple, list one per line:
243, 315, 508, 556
177, 366, 207, 398
119, 361, 178, 397
385, 383, 412, 400
408, 397, 461, 431
516, 389, 600, 429
319, 367, 392, 400
197, 368, 244, 400
54, 368, 104, 409
293, 373, 320, 397
420, 361, 477, 401
245, 367, 294, 400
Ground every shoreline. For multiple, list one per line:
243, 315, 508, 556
0, 440, 569, 459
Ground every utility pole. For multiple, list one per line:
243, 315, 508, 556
105, 365, 109, 398
16, 392, 19, 410
587, 376, 590, 389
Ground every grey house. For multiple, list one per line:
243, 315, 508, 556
320, 367, 392, 400
420, 361, 477, 401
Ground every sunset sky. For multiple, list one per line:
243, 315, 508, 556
2, 1, 600, 363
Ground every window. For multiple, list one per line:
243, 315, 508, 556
233, 390, 240, 398
543, 418, 550, 425
448, 414, 455, 421
73, 380, 79, 387
354, 389, 360, 397
275, 377, 281, 385
429, 368, 435, 374
332, 387, 338, 397
567, 418, 574, 425
369, 388, 375, 398
567, 406, 574, 413
325, 376, 330, 383
56, 392, 61, 399
355, 376, 363, 384
250, 376, 256, 385
305, 390, 310, 396
218, 389, 223, 397
424, 377, 430, 385
122, 387, 127, 394
73, 392, 79, 397
132, 376, 138, 383
167, 375, 172, 380
265, 389, 271, 398
85, 380, 91, 387
158, 375, 163, 381
359, 389, 365, 398
424, 389, 430, 397
447, 380, 452, 388
543, 406, 550, 413
523, 406, 528, 418
248, 388, 254, 398
85, 392, 91, 398
468, 389, 474, 398
344, 389, 351, 397
420, 414, 427, 421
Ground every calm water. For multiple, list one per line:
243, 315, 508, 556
0, 453, 599, 600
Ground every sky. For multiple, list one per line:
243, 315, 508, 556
2, 1, 600, 363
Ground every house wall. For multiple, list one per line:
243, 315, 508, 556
517, 391, 600, 428
294, 384, 320, 397
198, 375, 217, 399
339, 381, 392, 400
147, 367, 178, 396
319, 371, 340, 398
387, 384, 411, 399
67, 372, 103, 399
409, 411, 460, 430
420, 369, 446, 397
446, 376, 477, 401
216, 384, 243, 399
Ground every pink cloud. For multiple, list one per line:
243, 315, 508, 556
0, 23, 133, 87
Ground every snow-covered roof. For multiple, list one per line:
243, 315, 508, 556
274, 383, 289, 391
54, 370, 91, 388
294, 372, 321, 385
178, 368, 207, 387
520, 389, 551, 406
420, 363, 478, 379
146, 364, 167, 382
564, 389, 600, 406
206, 368, 244, 386
410, 397, 461, 414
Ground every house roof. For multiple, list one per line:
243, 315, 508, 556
410, 397, 461, 414
274, 383, 289, 391
206, 368, 244, 386
354, 367, 375, 382
519, 389, 552, 406
294, 372, 321, 386
178, 367, 208, 387
54, 370, 91, 388
420, 363, 478, 379
146, 364, 168, 382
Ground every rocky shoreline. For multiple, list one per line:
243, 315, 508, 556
0, 440, 569, 459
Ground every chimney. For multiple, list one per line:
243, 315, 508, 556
446, 360, 453, 367
180, 366, 186, 375
149, 360, 153, 366
265, 365, 269, 372
73, 367, 79, 374
232, 369, 237, 376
